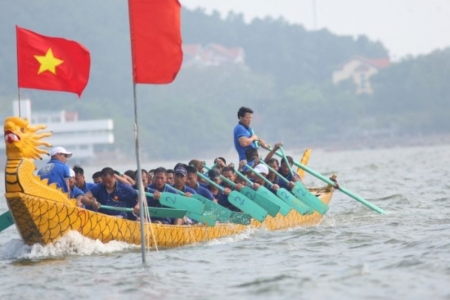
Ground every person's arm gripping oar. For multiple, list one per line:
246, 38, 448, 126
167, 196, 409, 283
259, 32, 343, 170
232, 168, 281, 217
100, 205, 188, 219
190, 173, 251, 225
167, 185, 217, 227
263, 145, 386, 214
197, 171, 268, 222
259, 160, 314, 215
243, 163, 293, 216
136, 189, 205, 215
278, 146, 329, 215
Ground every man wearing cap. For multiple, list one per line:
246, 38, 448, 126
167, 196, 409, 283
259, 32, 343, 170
250, 164, 281, 194
37, 146, 73, 193
233, 106, 268, 161
172, 165, 197, 225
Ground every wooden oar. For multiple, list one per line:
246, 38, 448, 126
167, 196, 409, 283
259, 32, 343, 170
244, 163, 313, 216
166, 185, 217, 226
0, 210, 15, 232
231, 168, 281, 217
167, 184, 232, 223
264, 145, 386, 214
197, 172, 268, 222
278, 146, 329, 215
259, 160, 314, 215
100, 205, 188, 219
136, 190, 205, 215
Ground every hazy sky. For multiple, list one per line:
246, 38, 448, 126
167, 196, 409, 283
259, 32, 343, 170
181, 0, 450, 60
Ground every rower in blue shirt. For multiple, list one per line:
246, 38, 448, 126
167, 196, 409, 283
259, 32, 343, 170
185, 166, 215, 201
81, 167, 138, 219
147, 167, 178, 224
73, 165, 97, 192
172, 165, 197, 225
68, 168, 85, 207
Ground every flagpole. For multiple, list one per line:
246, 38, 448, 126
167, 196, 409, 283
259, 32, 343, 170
17, 88, 21, 117
132, 83, 147, 263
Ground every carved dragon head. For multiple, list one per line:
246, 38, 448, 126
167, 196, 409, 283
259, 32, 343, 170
4, 117, 52, 160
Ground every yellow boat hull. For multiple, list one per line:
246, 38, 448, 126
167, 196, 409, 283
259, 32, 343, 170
6, 186, 332, 248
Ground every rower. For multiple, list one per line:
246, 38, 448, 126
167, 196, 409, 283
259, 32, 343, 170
92, 171, 102, 184
186, 166, 214, 201
171, 165, 197, 225
80, 167, 138, 220
147, 167, 178, 224
166, 169, 175, 186
247, 164, 280, 195
68, 169, 85, 207
73, 165, 96, 193
219, 166, 244, 211
205, 168, 223, 203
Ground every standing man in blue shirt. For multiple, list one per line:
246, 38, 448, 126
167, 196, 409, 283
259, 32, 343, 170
38, 146, 73, 194
233, 106, 269, 161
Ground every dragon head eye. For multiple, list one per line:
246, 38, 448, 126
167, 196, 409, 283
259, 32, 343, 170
20, 128, 25, 133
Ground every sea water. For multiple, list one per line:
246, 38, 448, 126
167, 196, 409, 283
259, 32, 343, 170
0, 144, 449, 299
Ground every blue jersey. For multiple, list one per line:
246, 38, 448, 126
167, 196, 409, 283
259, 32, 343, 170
79, 181, 97, 193
145, 186, 171, 224
192, 183, 214, 201
70, 186, 84, 199
90, 181, 138, 219
38, 159, 70, 193
233, 123, 257, 161
217, 190, 240, 212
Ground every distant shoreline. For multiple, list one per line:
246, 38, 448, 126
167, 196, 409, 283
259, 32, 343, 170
303, 133, 450, 152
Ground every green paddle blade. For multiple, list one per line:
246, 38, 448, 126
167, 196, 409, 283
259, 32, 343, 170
291, 182, 329, 215
192, 194, 232, 222
276, 188, 314, 215
228, 191, 268, 222
229, 212, 251, 225
148, 208, 187, 218
256, 186, 292, 216
186, 212, 217, 227
240, 186, 280, 217
0, 210, 15, 232
159, 192, 205, 215
101, 205, 189, 219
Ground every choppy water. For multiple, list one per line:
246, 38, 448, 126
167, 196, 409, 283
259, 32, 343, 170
1, 145, 450, 299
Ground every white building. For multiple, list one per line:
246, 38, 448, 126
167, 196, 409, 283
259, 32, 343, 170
1, 99, 114, 163
332, 56, 390, 94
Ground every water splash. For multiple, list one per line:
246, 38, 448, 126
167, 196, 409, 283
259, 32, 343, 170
0, 231, 138, 260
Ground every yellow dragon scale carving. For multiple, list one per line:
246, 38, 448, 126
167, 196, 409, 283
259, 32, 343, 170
3, 117, 333, 248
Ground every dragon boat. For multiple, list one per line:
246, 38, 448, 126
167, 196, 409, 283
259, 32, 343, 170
3, 116, 334, 248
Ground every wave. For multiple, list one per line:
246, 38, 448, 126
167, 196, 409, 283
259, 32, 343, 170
0, 231, 138, 260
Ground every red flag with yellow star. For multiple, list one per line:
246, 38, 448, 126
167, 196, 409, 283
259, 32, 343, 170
16, 26, 91, 97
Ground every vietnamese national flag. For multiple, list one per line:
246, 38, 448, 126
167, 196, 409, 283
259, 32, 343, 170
16, 26, 91, 97
128, 0, 183, 84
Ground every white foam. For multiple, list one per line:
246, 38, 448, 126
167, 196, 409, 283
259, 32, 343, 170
0, 231, 138, 260
202, 228, 256, 247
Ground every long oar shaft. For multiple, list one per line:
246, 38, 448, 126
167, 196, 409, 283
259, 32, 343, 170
266, 147, 386, 214
279, 146, 295, 178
